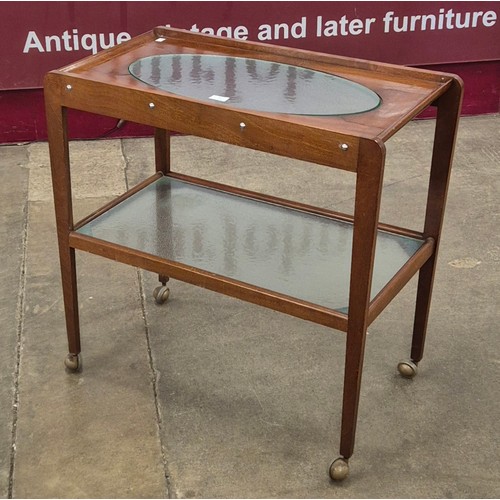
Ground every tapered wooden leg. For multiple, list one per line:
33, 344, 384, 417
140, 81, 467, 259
154, 128, 172, 301
44, 79, 81, 363
60, 248, 81, 356
410, 259, 434, 363
339, 324, 369, 462
409, 78, 463, 364
154, 127, 171, 175
336, 140, 385, 471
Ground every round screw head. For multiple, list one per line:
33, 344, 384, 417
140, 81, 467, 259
66, 84, 72, 91
340, 143, 349, 151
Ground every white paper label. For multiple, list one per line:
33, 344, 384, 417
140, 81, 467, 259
209, 95, 230, 102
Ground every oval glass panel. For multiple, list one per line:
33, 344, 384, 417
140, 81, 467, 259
128, 54, 381, 116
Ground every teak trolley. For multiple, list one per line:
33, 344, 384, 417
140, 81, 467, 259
45, 27, 462, 481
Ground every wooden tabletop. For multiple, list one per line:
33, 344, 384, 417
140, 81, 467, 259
45, 27, 459, 171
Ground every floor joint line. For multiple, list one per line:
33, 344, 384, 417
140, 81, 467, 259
7, 193, 29, 499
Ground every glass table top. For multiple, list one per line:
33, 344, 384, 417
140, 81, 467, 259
77, 177, 422, 312
128, 54, 381, 115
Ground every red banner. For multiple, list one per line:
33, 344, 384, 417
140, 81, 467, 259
1, 1, 499, 90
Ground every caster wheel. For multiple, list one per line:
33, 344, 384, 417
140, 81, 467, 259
64, 353, 82, 372
329, 457, 349, 482
153, 285, 170, 305
398, 360, 418, 379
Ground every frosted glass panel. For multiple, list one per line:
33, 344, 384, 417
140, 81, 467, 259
129, 54, 381, 116
77, 177, 422, 311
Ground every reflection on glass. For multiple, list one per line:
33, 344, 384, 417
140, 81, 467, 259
77, 177, 422, 312
129, 54, 381, 115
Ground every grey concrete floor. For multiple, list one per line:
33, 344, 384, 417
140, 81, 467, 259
0, 115, 499, 498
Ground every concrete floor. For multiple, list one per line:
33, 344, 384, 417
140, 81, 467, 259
0, 115, 499, 498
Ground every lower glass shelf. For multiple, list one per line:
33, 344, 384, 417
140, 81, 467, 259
76, 177, 423, 312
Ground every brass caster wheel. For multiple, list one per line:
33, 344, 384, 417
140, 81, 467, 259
398, 360, 418, 379
153, 285, 170, 305
64, 353, 82, 372
329, 457, 349, 482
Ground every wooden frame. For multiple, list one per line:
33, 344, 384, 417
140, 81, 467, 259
44, 27, 463, 481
